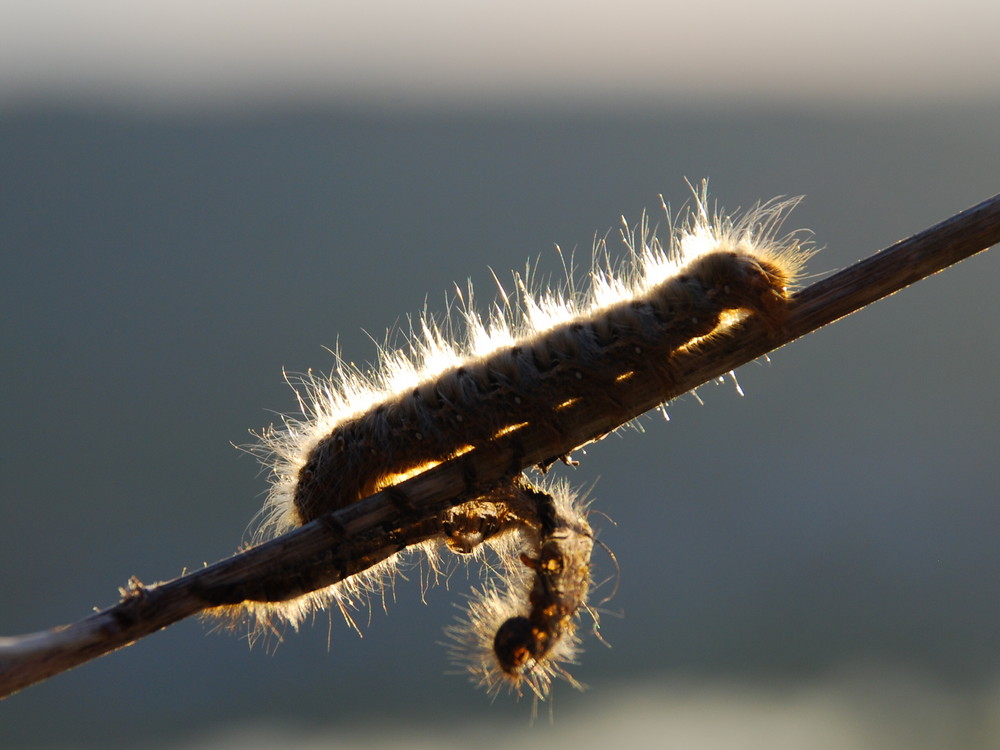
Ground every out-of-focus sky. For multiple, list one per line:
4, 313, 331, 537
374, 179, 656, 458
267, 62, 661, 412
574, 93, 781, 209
2, 3, 999, 749
2, 0, 999, 108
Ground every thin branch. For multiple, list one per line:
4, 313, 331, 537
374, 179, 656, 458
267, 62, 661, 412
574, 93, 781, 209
2, 192, 998, 699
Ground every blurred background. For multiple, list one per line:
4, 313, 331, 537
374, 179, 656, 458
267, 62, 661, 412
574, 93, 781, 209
1, 2, 998, 748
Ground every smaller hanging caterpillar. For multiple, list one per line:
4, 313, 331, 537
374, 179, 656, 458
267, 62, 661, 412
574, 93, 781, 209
446, 480, 596, 699
212, 476, 598, 699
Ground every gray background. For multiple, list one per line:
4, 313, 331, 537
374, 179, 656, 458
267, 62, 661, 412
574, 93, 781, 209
2, 103, 998, 750
1, 2, 999, 746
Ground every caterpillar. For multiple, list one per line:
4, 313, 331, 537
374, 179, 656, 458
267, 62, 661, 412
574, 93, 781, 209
254, 184, 809, 542
446, 479, 596, 699
216, 182, 812, 692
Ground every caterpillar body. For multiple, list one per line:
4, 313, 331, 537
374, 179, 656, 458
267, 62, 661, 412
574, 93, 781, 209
257, 186, 809, 539
291, 247, 790, 527
222, 183, 812, 697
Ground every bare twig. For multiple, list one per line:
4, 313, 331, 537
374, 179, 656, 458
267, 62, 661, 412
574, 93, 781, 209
1, 193, 998, 699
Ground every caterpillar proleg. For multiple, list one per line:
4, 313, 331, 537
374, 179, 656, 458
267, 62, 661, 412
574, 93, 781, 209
218, 182, 812, 695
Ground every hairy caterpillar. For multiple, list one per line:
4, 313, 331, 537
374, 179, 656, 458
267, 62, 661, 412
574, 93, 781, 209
255, 185, 809, 540
446, 480, 595, 699
218, 182, 811, 692
217, 476, 596, 698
